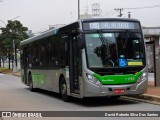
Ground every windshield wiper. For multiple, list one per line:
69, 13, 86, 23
123, 30, 130, 49
97, 30, 110, 57
97, 30, 107, 45
97, 30, 115, 67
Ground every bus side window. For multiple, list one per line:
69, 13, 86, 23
59, 35, 69, 68
46, 38, 52, 67
52, 37, 60, 67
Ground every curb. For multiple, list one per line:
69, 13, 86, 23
135, 94, 160, 103
12, 73, 21, 77
123, 94, 160, 105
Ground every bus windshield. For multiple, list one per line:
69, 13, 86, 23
85, 31, 145, 68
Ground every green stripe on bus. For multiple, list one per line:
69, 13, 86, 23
93, 72, 142, 85
32, 74, 46, 85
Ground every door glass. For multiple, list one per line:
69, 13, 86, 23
70, 35, 80, 94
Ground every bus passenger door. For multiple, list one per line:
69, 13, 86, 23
69, 35, 81, 94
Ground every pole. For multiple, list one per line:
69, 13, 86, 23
114, 8, 123, 17
78, 0, 80, 19
13, 39, 17, 72
128, 12, 131, 18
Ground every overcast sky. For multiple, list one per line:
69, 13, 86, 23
0, 0, 160, 33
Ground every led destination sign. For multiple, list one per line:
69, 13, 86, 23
83, 21, 140, 30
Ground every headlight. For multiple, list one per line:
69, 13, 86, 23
138, 72, 147, 83
85, 73, 100, 84
141, 72, 147, 80
86, 73, 93, 81
142, 72, 147, 78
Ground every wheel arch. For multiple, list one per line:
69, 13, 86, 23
59, 74, 65, 93
28, 71, 32, 85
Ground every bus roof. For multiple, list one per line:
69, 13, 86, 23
21, 17, 140, 46
20, 28, 59, 46
80, 17, 140, 22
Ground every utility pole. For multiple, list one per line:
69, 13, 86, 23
12, 39, 17, 72
128, 12, 131, 18
78, 0, 80, 19
114, 8, 123, 17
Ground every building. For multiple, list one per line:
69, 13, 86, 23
80, 13, 92, 19
143, 27, 160, 72
143, 27, 160, 86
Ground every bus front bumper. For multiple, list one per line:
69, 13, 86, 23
83, 78, 148, 97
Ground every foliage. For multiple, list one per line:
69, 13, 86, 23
0, 67, 12, 73
0, 20, 29, 68
0, 20, 29, 51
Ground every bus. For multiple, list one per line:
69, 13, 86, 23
20, 18, 148, 101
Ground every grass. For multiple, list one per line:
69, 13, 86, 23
0, 68, 13, 74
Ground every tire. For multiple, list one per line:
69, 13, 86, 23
60, 77, 70, 102
29, 74, 35, 92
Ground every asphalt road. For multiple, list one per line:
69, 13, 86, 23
0, 74, 160, 120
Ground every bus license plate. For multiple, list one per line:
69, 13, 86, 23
114, 89, 125, 94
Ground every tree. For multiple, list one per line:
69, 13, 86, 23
0, 34, 7, 67
0, 20, 29, 69
0, 35, 4, 67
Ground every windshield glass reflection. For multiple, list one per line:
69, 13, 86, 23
85, 32, 145, 68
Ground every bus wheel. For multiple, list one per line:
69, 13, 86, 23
29, 74, 35, 92
60, 77, 70, 102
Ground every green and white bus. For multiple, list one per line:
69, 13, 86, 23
20, 18, 148, 101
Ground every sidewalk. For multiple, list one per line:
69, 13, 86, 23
11, 71, 21, 77
131, 81, 160, 104
10, 72, 160, 104
147, 81, 160, 96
